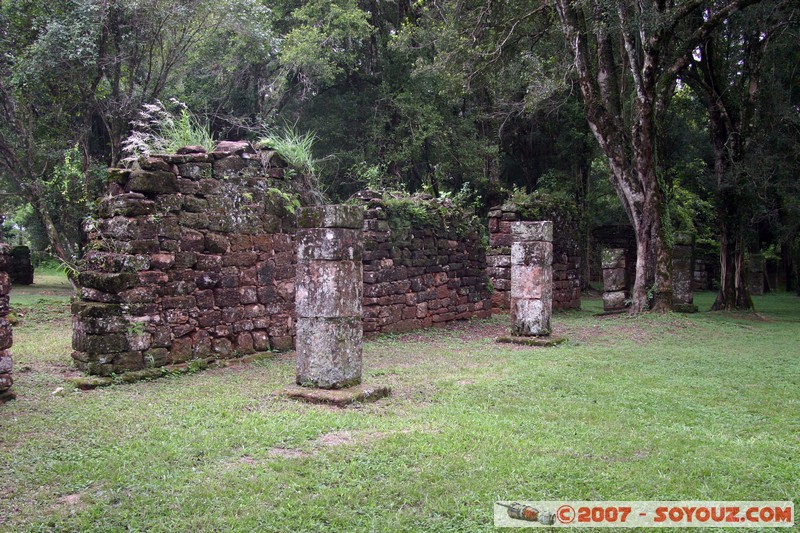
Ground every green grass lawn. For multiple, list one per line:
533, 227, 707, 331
1, 281, 798, 531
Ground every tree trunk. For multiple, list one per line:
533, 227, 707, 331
576, 162, 590, 290
705, 94, 754, 311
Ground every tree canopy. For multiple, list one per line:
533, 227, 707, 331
0, 0, 797, 309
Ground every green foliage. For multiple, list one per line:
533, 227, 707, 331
259, 124, 323, 204
503, 187, 579, 236
381, 190, 484, 243
280, 0, 373, 89
258, 125, 317, 177
123, 101, 215, 157
266, 187, 301, 215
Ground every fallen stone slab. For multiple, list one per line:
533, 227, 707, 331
496, 335, 566, 347
280, 383, 391, 407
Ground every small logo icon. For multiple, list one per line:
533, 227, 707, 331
557, 504, 576, 524
497, 502, 556, 525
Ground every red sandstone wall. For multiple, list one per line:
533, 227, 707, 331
360, 193, 492, 334
73, 164, 493, 375
73, 142, 298, 375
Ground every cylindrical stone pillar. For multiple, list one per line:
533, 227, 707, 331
295, 205, 364, 389
602, 248, 627, 312
510, 221, 553, 336
0, 243, 14, 403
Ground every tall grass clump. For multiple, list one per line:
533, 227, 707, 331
123, 99, 215, 158
258, 124, 323, 204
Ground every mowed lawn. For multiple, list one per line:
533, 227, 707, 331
1, 272, 798, 531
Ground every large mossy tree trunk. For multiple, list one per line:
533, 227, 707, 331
555, 0, 675, 312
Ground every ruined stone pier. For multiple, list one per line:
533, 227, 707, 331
295, 205, 365, 389
510, 221, 554, 336
0, 244, 14, 403
496, 221, 564, 347
285, 204, 390, 405
602, 248, 627, 313
672, 233, 697, 312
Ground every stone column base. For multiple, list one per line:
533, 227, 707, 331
280, 383, 390, 407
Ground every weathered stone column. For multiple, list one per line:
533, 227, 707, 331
0, 244, 14, 403
672, 233, 697, 312
295, 205, 364, 389
510, 221, 553, 336
693, 258, 708, 292
602, 248, 627, 312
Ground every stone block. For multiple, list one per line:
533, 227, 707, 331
297, 205, 364, 229
252, 330, 270, 351
510, 241, 553, 266
0, 351, 13, 374
602, 267, 627, 292
295, 317, 362, 389
297, 228, 363, 261
177, 162, 212, 180
510, 298, 551, 336
271, 336, 294, 351
127, 169, 178, 194
72, 301, 123, 319
510, 265, 553, 299
0, 373, 13, 392
113, 351, 144, 373
171, 336, 193, 363
213, 141, 255, 156
212, 338, 233, 357
180, 229, 205, 252
137, 156, 171, 172
601, 248, 626, 269
73, 332, 128, 354
214, 288, 241, 308
602, 290, 627, 311
511, 221, 553, 242
236, 332, 255, 354
144, 348, 169, 368
99, 216, 157, 241
0, 321, 11, 351
295, 260, 363, 318
78, 271, 138, 294
213, 156, 262, 180
96, 193, 156, 218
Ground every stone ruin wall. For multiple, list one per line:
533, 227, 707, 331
487, 203, 581, 311
360, 193, 492, 334
0, 244, 13, 402
72, 142, 299, 376
73, 148, 493, 376
590, 225, 637, 286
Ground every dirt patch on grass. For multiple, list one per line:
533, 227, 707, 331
562, 313, 697, 345
48, 491, 89, 516
265, 448, 311, 459
314, 428, 421, 449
